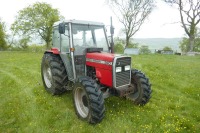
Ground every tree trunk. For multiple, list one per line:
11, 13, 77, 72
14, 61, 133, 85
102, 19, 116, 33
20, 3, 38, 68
45, 34, 51, 49
126, 35, 130, 47
46, 41, 50, 49
189, 35, 194, 52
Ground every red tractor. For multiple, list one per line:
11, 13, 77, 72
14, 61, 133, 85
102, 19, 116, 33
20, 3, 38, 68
41, 19, 152, 124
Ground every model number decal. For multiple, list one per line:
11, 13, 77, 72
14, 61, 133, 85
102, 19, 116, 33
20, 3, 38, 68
86, 58, 112, 65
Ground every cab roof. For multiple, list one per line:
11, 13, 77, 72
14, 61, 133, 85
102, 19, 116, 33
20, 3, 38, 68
53, 19, 105, 27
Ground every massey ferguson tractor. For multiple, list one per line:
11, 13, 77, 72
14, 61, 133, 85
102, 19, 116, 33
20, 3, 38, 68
41, 19, 152, 124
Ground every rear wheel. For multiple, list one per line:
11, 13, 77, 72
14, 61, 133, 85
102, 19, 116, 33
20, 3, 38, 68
73, 77, 105, 124
41, 53, 68, 95
126, 69, 152, 105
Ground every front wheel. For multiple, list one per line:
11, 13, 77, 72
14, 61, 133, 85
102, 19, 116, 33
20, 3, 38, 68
73, 77, 105, 124
126, 69, 152, 105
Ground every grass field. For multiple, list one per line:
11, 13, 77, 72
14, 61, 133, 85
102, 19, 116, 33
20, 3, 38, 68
0, 51, 200, 133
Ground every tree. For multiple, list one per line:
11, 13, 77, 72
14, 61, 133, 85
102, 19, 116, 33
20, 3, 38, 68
0, 19, 7, 50
18, 36, 30, 49
195, 38, 200, 51
179, 37, 190, 52
165, 0, 200, 52
107, 0, 155, 47
163, 46, 172, 51
179, 37, 200, 52
11, 2, 63, 48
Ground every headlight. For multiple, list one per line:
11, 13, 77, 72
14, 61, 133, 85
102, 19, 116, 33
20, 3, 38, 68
116, 67, 122, 72
125, 65, 130, 71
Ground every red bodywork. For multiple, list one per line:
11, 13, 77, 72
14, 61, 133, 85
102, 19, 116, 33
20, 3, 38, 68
47, 48, 115, 87
86, 53, 115, 87
46, 48, 60, 54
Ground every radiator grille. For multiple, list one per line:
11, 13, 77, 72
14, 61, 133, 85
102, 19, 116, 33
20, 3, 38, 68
114, 57, 131, 88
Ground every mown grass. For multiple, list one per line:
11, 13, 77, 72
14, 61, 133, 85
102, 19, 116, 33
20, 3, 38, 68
0, 51, 200, 132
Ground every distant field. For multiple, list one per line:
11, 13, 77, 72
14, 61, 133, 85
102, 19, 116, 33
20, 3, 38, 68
0, 52, 200, 132
133, 38, 182, 52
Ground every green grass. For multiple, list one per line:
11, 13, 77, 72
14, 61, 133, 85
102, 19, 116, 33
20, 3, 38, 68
0, 52, 200, 132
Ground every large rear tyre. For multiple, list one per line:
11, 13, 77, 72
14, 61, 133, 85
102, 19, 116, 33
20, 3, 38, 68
41, 53, 68, 95
126, 69, 152, 105
73, 77, 105, 124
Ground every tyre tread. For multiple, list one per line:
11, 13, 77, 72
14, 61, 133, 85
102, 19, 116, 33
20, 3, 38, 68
130, 69, 152, 105
74, 77, 105, 124
41, 53, 68, 95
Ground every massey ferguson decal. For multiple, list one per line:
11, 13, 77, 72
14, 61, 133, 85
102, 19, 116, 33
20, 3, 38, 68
86, 58, 112, 65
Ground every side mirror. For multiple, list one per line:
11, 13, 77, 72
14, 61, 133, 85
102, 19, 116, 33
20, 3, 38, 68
59, 23, 65, 34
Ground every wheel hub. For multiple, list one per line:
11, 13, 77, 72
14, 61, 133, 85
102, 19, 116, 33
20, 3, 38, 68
127, 83, 139, 100
82, 95, 88, 107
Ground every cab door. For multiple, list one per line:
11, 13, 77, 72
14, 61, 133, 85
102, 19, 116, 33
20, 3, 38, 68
53, 24, 75, 82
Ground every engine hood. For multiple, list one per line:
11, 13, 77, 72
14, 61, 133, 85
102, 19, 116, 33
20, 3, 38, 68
86, 53, 116, 70
86, 53, 115, 62
86, 52, 131, 87
86, 53, 125, 69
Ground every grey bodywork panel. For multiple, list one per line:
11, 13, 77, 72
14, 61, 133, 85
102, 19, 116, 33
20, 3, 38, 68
60, 53, 75, 82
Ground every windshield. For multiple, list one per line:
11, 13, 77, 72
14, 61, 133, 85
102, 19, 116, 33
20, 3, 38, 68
72, 24, 109, 54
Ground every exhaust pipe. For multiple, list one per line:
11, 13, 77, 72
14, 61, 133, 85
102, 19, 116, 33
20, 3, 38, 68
110, 16, 114, 53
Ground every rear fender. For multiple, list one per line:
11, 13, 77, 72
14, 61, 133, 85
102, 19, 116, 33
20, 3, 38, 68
45, 48, 60, 55
44, 48, 72, 82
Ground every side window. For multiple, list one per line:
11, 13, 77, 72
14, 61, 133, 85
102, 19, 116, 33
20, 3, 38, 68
52, 27, 60, 49
61, 27, 70, 53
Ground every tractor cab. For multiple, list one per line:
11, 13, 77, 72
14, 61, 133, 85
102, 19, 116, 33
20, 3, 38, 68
52, 20, 110, 81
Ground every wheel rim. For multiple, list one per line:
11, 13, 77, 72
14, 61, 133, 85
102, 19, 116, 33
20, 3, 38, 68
43, 61, 53, 88
74, 87, 89, 118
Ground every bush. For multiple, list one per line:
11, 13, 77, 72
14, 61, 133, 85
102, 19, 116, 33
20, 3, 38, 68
139, 45, 151, 54
179, 37, 200, 52
8, 44, 46, 53
27, 44, 46, 53
163, 46, 172, 51
114, 43, 124, 54
126, 42, 139, 48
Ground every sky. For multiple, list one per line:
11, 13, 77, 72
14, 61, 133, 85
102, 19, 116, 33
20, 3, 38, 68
0, 0, 186, 38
